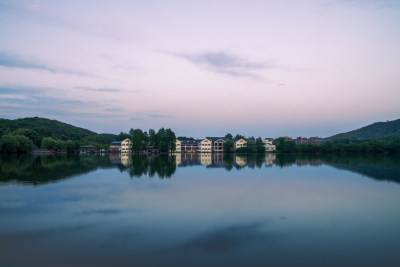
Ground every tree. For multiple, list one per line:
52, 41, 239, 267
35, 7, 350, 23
148, 129, 156, 148
165, 128, 176, 152
66, 140, 76, 154
225, 133, 233, 140
15, 135, 34, 153
0, 135, 19, 153
256, 137, 265, 153
131, 129, 145, 153
235, 134, 246, 140
223, 140, 234, 152
275, 137, 296, 153
0, 134, 33, 154
41, 137, 57, 151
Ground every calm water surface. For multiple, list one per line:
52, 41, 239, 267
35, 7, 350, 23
1, 153, 400, 267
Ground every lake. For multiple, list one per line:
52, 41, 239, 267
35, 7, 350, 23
1, 153, 400, 267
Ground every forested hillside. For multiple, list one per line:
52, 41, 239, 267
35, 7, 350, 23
329, 119, 400, 140
0, 117, 117, 147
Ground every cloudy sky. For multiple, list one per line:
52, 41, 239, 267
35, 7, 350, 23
0, 0, 399, 138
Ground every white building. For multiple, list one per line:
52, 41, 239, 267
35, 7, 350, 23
121, 138, 132, 153
199, 138, 212, 152
234, 138, 247, 150
263, 138, 276, 152
175, 139, 181, 152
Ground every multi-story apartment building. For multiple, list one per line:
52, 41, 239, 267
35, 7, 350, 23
295, 137, 308, 144
109, 141, 121, 152
175, 139, 181, 153
199, 138, 212, 152
263, 138, 276, 151
121, 138, 132, 153
234, 138, 247, 149
206, 137, 230, 152
180, 140, 199, 152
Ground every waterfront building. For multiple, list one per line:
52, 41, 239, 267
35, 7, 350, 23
206, 137, 229, 152
296, 137, 308, 144
199, 138, 212, 152
175, 139, 181, 153
234, 138, 247, 150
109, 141, 121, 152
79, 145, 97, 153
263, 138, 276, 151
121, 138, 132, 153
180, 140, 199, 152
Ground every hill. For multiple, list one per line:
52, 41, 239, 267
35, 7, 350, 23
329, 119, 400, 140
0, 117, 117, 146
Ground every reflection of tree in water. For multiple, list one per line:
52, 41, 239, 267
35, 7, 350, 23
323, 154, 400, 184
0, 154, 114, 185
125, 155, 176, 179
1, 153, 399, 186
274, 153, 400, 184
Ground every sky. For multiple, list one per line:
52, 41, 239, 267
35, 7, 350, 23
0, 0, 399, 138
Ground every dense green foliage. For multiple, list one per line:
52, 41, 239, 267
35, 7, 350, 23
0, 134, 34, 154
0, 117, 117, 148
223, 140, 234, 152
329, 118, 400, 140
128, 127, 176, 153
40, 137, 79, 153
274, 136, 400, 154
236, 137, 265, 154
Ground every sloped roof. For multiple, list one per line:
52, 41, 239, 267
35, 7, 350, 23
205, 137, 229, 143
181, 140, 198, 145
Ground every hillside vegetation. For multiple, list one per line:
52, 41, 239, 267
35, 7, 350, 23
329, 119, 400, 140
0, 117, 117, 147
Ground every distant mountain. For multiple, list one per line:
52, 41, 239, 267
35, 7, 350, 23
0, 117, 117, 145
329, 119, 400, 140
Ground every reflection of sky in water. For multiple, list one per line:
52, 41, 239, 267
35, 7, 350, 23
1, 164, 400, 267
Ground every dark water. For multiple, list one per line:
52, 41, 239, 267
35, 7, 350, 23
1, 153, 400, 267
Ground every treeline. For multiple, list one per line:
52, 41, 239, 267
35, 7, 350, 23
275, 137, 400, 154
0, 117, 178, 154
329, 118, 400, 139
222, 133, 266, 153
0, 134, 34, 154
127, 128, 176, 153
0, 117, 117, 149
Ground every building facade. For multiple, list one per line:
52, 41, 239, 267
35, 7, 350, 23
234, 138, 247, 149
121, 138, 132, 153
199, 138, 212, 152
109, 141, 121, 152
180, 140, 199, 152
175, 139, 181, 153
263, 138, 276, 152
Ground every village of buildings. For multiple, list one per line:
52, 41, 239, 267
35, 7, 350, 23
80, 136, 325, 169
88, 136, 325, 154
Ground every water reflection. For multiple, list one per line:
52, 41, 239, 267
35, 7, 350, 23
1, 153, 399, 185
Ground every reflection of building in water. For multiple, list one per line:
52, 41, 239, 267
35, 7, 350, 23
175, 153, 181, 165
178, 153, 200, 167
235, 155, 247, 167
308, 159, 323, 166
200, 153, 212, 166
264, 153, 276, 166
176, 153, 279, 169
109, 153, 121, 164
121, 153, 132, 166
296, 159, 322, 167
211, 153, 225, 167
